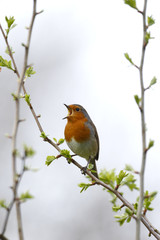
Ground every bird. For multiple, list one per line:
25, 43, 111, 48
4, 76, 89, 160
63, 104, 99, 178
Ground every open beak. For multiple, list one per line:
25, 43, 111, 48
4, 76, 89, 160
63, 104, 71, 119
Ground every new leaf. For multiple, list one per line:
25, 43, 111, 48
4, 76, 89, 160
0, 56, 14, 71
149, 77, 157, 88
25, 66, 36, 78
20, 191, 34, 202
124, 53, 134, 65
0, 200, 8, 210
60, 149, 71, 159
5, 16, 17, 36
116, 170, 128, 186
25, 94, 31, 106
45, 156, 56, 166
124, 0, 137, 10
147, 16, 155, 27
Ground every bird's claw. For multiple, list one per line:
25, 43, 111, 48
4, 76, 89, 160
81, 166, 88, 175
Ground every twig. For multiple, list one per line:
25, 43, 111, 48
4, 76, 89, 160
0, 25, 19, 76
1, 152, 26, 238
136, 1, 148, 240
12, 1, 39, 238
0, 234, 9, 240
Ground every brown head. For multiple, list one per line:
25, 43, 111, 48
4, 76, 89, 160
63, 104, 90, 123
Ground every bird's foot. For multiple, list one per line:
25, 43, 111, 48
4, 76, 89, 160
81, 166, 88, 175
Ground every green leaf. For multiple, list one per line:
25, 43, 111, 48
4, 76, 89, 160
114, 213, 128, 226
116, 170, 128, 186
11, 93, 18, 101
25, 94, 31, 105
145, 32, 152, 44
125, 164, 134, 172
149, 77, 157, 87
143, 190, 157, 211
0, 200, 8, 210
5, 16, 15, 28
53, 138, 57, 143
112, 205, 121, 212
40, 132, 47, 139
78, 183, 91, 193
5, 16, 17, 36
20, 191, 34, 202
147, 139, 154, 150
24, 165, 39, 172
45, 156, 56, 166
88, 163, 94, 170
124, 53, 134, 65
25, 66, 36, 78
99, 169, 116, 189
134, 94, 141, 106
134, 203, 138, 212
125, 207, 133, 216
122, 173, 139, 191
124, 0, 137, 9
24, 144, 35, 157
147, 16, 155, 27
58, 138, 65, 145
5, 46, 15, 55
0, 56, 14, 71
127, 216, 131, 223
149, 191, 158, 198
60, 149, 71, 159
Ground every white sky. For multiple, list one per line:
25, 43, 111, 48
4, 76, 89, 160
0, 0, 160, 239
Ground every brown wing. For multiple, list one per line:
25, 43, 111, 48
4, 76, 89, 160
94, 124, 99, 160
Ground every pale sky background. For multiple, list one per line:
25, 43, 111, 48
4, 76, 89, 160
0, 0, 160, 239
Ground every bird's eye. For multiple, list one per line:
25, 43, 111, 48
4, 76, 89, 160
75, 107, 80, 112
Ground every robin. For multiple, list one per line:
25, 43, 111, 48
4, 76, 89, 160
63, 104, 99, 178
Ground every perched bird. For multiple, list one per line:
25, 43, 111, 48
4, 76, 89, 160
64, 104, 99, 178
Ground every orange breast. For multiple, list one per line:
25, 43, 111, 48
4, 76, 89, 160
65, 118, 90, 143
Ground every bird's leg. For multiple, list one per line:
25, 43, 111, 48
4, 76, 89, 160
81, 166, 87, 175
81, 157, 91, 175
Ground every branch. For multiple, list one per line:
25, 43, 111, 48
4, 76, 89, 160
59, 154, 160, 239
136, 1, 148, 240
1, 152, 26, 238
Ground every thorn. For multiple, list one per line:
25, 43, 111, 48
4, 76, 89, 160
134, 64, 139, 70
137, 9, 143, 15
71, 154, 77, 157
26, 63, 33, 68
21, 43, 26, 48
36, 10, 44, 15
115, 184, 120, 190
20, 94, 25, 98
55, 154, 61, 159
5, 133, 12, 139
37, 114, 41, 118
120, 204, 125, 209
18, 119, 26, 123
